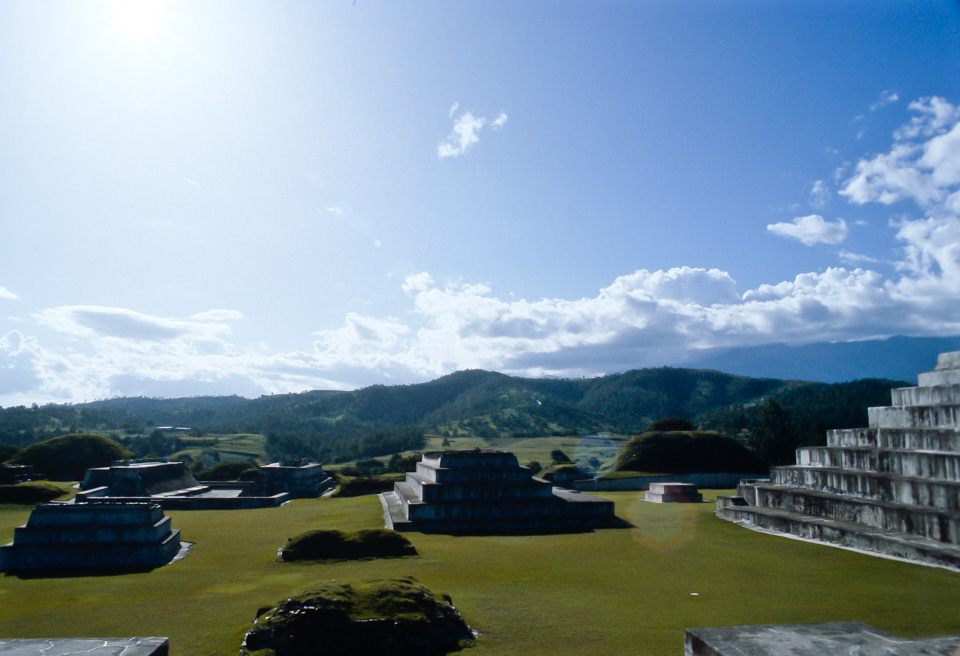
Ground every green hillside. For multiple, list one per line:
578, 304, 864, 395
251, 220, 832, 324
0, 369, 905, 466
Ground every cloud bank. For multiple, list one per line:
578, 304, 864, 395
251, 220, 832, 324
2, 96, 960, 405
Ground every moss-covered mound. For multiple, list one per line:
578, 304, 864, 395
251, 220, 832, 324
241, 577, 474, 656
332, 472, 404, 497
280, 529, 416, 561
614, 430, 768, 474
7, 434, 134, 481
0, 482, 68, 504
194, 459, 258, 481
539, 464, 586, 483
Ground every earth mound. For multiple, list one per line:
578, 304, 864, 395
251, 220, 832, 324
279, 529, 416, 561
7, 434, 133, 481
241, 577, 474, 656
614, 430, 767, 474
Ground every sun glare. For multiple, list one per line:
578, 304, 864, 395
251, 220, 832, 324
108, 0, 168, 42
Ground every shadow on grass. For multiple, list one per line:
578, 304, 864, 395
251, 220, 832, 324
4, 562, 164, 579
423, 516, 634, 537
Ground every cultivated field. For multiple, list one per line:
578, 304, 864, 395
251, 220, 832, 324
1, 491, 958, 655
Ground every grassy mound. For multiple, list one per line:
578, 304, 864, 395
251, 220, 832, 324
614, 430, 767, 474
194, 459, 259, 481
7, 434, 133, 481
332, 472, 404, 497
280, 528, 416, 561
241, 576, 473, 656
539, 464, 585, 482
0, 482, 69, 504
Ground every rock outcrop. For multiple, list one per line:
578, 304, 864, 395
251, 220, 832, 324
241, 577, 474, 656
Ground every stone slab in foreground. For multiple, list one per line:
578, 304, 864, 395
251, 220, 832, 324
0, 638, 168, 656
685, 622, 960, 656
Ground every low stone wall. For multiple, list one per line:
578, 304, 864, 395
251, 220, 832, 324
77, 494, 288, 510
575, 472, 763, 492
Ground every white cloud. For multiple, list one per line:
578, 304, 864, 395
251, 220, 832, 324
838, 250, 880, 265
325, 206, 343, 216
4, 96, 960, 405
183, 177, 202, 190
190, 309, 244, 322
767, 215, 849, 246
402, 272, 434, 294
810, 180, 830, 208
448, 102, 459, 118
438, 108, 508, 158
841, 96, 960, 208
870, 90, 899, 112
0, 286, 18, 301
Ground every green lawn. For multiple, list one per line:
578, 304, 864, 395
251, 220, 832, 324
1, 492, 958, 655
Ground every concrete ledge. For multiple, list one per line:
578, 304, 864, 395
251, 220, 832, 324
0, 638, 169, 656
685, 622, 960, 656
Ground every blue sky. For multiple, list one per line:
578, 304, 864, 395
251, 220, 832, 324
2, 0, 959, 405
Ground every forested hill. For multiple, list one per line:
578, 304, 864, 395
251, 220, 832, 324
0, 367, 906, 461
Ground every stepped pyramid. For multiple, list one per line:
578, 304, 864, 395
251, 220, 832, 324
0, 501, 183, 571
717, 350, 960, 570
380, 450, 615, 532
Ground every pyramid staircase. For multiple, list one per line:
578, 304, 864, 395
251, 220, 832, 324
716, 350, 960, 570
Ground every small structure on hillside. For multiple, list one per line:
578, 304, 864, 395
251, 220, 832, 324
646, 482, 703, 503
0, 501, 183, 572
252, 458, 334, 498
380, 450, 616, 532
717, 349, 960, 570
0, 464, 37, 485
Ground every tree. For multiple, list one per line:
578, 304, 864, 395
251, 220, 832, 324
550, 449, 572, 464
746, 399, 799, 466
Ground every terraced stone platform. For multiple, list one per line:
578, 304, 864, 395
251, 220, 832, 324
0, 501, 182, 572
717, 350, 960, 570
380, 450, 616, 532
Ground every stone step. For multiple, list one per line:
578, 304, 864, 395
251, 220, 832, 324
646, 483, 703, 503
770, 466, 960, 511
891, 384, 960, 407
750, 484, 960, 543
797, 446, 960, 481
828, 427, 960, 452
919, 369, 960, 387
868, 403, 960, 429
715, 503, 960, 571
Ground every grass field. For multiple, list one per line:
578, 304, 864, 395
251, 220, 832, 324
2, 491, 958, 655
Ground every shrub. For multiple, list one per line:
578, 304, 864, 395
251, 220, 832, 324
333, 473, 404, 497
280, 528, 417, 561
550, 449, 572, 464
195, 460, 259, 481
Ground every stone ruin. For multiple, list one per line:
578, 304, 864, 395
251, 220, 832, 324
77, 458, 331, 509
685, 622, 960, 656
646, 482, 703, 503
380, 450, 616, 532
717, 350, 960, 570
0, 638, 169, 655
0, 501, 183, 572
251, 458, 334, 498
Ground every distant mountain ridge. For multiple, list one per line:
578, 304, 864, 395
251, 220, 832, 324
675, 335, 960, 383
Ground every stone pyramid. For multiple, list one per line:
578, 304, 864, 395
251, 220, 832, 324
717, 350, 960, 570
